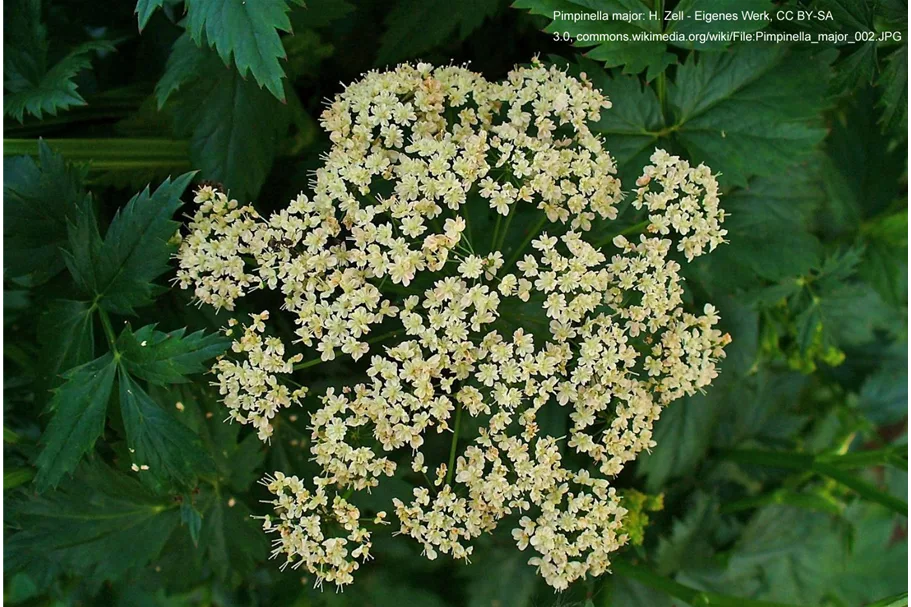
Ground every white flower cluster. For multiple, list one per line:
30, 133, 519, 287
175, 59, 730, 591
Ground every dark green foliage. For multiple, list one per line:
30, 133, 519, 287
3, 0, 907, 605
63, 173, 194, 314
3, 141, 89, 285
3, 0, 115, 122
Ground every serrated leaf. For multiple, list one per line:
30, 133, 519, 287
3, 140, 89, 285
857, 358, 908, 426
878, 43, 907, 135
692, 163, 824, 288
119, 370, 214, 487
6, 460, 180, 582
655, 492, 719, 575
37, 299, 95, 384
135, 0, 166, 31
184, 0, 294, 101
4, 0, 115, 122
179, 501, 203, 546
637, 390, 722, 491
678, 506, 845, 603
157, 35, 291, 200
586, 45, 832, 188
34, 353, 117, 491
514, 0, 771, 80
582, 56, 662, 186
668, 46, 833, 187
117, 324, 229, 385
377, 0, 502, 65
63, 173, 194, 314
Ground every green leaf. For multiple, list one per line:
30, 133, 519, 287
668, 46, 833, 187
117, 324, 229, 385
4, 467, 35, 490
514, 0, 771, 80
63, 172, 194, 315
694, 164, 823, 285
463, 546, 538, 607
857, 358, 908, 426
3, 140, 89, 285
198, 491, 267, 580
179, 500, 203, 546
654, 492, 719, 575
585, 45, 832, 188
119, 370, 214, 487
135, 0, 166, 31
377, 0, 502, 65
823, 88, 906, 235
677, 506, 845, 604
4, 0, 115, 122
637, 390, 721, 491
582, 57, 662, 186
37, 299, 95, 384
157, 35, 291, 199
184, 0, 295, 101
878, 43, 907, 135
34, 353, 117, 492
6, 460, 180, 582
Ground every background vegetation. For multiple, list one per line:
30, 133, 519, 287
3, 0, 907, 605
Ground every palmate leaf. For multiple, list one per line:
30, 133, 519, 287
119, 370, 215, 487
34, 353, 117, 492
4, 0, 115, 122
63, 172, 194, 315
667, 45, 833, 187
377, 0, 503, 65
690, 161, 824, 291
37, 299, 95, 386
3, 140, 89, 285
584, 44, 833, 188
183, 0, 299, 101
6, 460, 180, 583
156, 34, 291, 200
117, 324, 229, 385
514, 0, 772, 80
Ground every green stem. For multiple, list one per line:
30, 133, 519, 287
490, 212, 503, 253
719, 448, 908, 516
98, 307, 118, 349
4, 138, 191, 171
495, 203, 518, 255
612, 559, 802, 607
719, 488, 842, 516
867, 591, 908, 607
445, 402, 463, 486
503, 214, 549, 273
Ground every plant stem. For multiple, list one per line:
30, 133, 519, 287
4, 138, 191, 171
503, 214, 549, 272
718, 448, 908, 516
98, 308, 118, 349
495, 203, 518, 254
612, 559, 801, 607
445, 402, 463, 485
719, 488, 842, 516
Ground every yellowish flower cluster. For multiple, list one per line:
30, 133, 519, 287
175, 60, 730, 591
261, 472, 378, 588
213, 313, 307, 441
